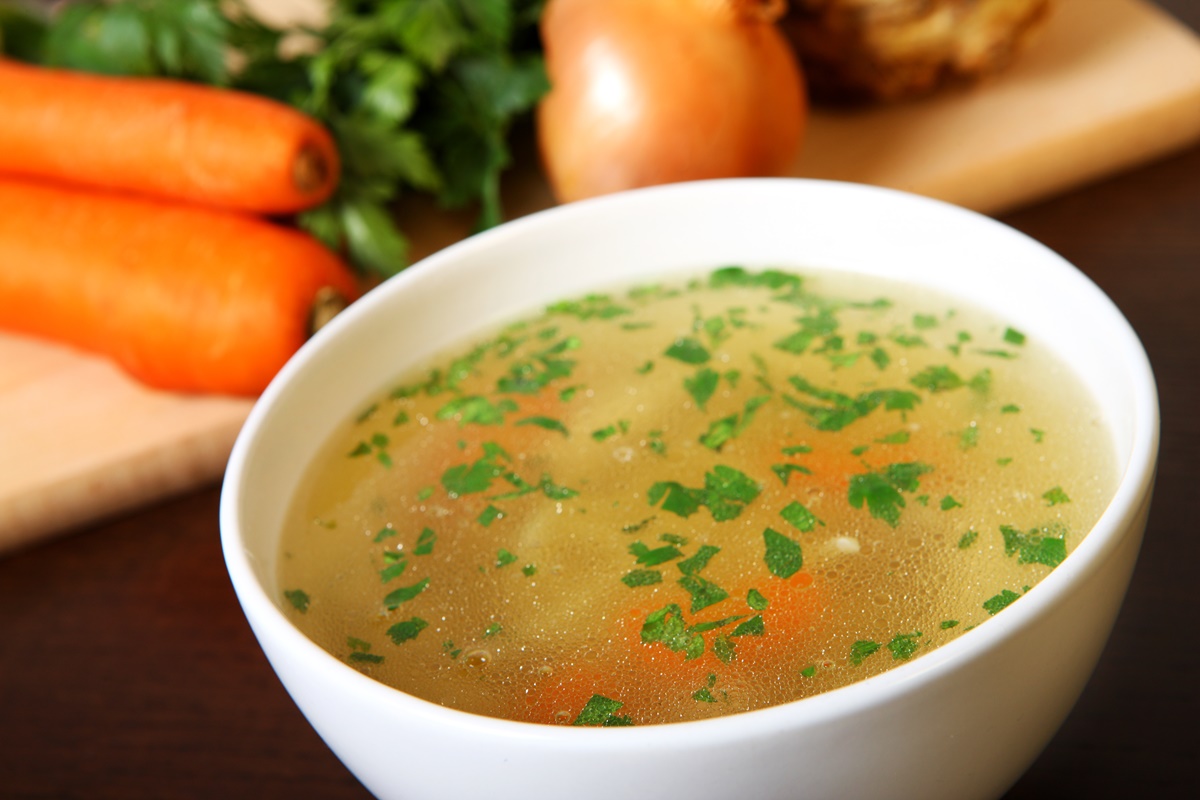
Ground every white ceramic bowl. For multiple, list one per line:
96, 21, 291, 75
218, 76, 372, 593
220, 179, 1158, 800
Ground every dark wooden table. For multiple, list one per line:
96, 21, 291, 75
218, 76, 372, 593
3, 9, 1199, 799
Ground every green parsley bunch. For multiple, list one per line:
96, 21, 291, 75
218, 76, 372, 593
0, 0, 549, 278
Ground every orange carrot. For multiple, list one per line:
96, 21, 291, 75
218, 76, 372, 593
0, 177, 360, 396
0, 59, 339, 214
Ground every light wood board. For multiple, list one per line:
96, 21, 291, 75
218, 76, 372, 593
2, 0, 1199, 554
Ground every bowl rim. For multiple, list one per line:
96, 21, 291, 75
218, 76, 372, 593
220, 177, 1160, 746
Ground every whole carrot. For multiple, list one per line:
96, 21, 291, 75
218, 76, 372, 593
0, 59, 339, 214
0, 177, 360, 396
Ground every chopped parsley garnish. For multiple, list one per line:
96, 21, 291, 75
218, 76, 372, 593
592, 425, 618, 442
800, 665, 817, 678
763, 528, 803, 578
622, 569, 663, 588
664, 337, 711, 365
478, 505, 505, 527
648, 465, 761, 521
692, 688, 717, 703
1000, 524, 1067, 567
699, 396, 770, 451
284, 589, 310, 613
436, 395, 518, 426
414, 527, 436, 555
522, 564, 537, 577
958, 530, 979, 549
847, 462, 933, 527
629, 541, 683, 566
910, 365, 964, 392
349, 652, 384, 664
730, 615, 764, 637
380, 560, 408, 583
348, 432, 392, 467
1030, 427, 1046, 443
549, 295, 630, 321
771, 463, 813, 485
572, 695, 632, 726
495, 549, 518, 568
747, 589, 769, 610
940, 620, 960, 629
373, 526, 397, 543
1042, 486, 1071, 506
887, 631, 922, 660
780, 501, 823, 532
441, 442, 510, 496
678, 575, 730, 612
940, 495, 963, 511
983, 589, 1022, 616
876, 431, 910, 445
387, 617, 428, 644
483, 623, 502, 637
685, 367, 719, 410
641, 604, 704, 659
677, 544, 721, 576
1003, 327, 1027, 345
785, 376, 920, 431
849, 640, 881, 665
383, 577, 429, 609
516, 416, 569, 436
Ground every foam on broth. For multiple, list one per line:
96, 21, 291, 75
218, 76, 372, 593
277, 267, 1117, 726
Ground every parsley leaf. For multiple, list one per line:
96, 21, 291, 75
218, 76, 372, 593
1000, 524, 1067, 567
641, 604, 704, 659
572, 695, 631, 727
387, 616, 428, 644
648, 466, 760, 522
849, 640, 881, 665
664, 337, 711, 365
383, 577, 430, 609
983, 589, 1021, 616
684, 368, 720, 410
780, 501, 823, 533
763, 528, 803, 578
678, 575, 730, 613
284, 589, 310, 613
847, 462, 932, 527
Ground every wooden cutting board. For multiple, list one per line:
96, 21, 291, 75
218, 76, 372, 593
3, 0, 1199, 555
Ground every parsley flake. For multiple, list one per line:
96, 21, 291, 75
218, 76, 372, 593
516, 416, 569, 436
387, 617, 428, 644
684, 368, 720, 410
780, 501, 823, 532
664, 337, 711, 365
383, 577, 429, 610
572, 695, 631, 727
847, 462, 933, 527
763, 528, 803, 578
849, 640, 881, 665
622, 569, 663, 588
284, 589, 310, 613
887, 631, 922, 660
1042, 486, 1071, 506
983, 589, 1021, 616
678, 575, 730, 613
1000, 524, 1067, 567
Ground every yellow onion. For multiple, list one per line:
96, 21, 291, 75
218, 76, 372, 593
537, 0, 807, 203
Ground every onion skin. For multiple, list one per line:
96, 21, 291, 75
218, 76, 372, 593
537, 0, 807, 204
